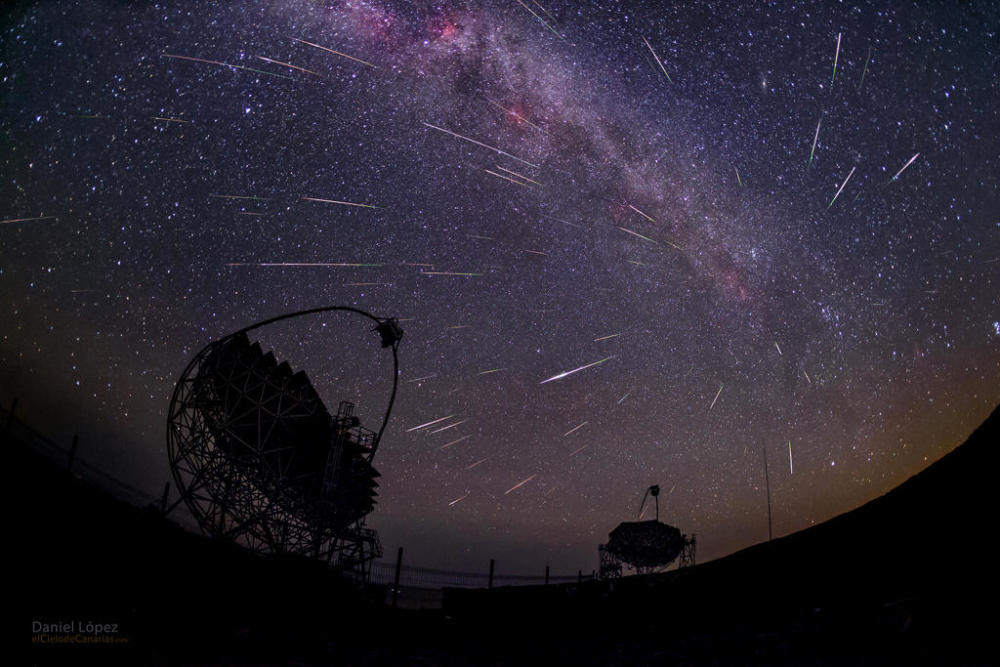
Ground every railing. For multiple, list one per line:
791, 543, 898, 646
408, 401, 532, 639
369, 560, 594, 590
2, 400, 202, 531
6, 398, 595, 591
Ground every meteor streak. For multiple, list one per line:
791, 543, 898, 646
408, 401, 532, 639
302, 196, 379, 209
440, 435, 472, 450
210, 194, 268, 200
627, 204, 657, 223
494, 165, 542, 185
617, 390, 632, 404
290, 37, 377, 68
153, 116, 191, 124
477, 368, 505, 375
788, 441, 794, 475
563, 421, 588, 437
256, 55, 321, 77
515, 0, 564, 41
485, 98, 549, 134
483, 168, 533, 188
617, 226, 657, 244
735, 167, 743, 187
504, 474, 537, 495
831, 32, 842, 85
858, 46, 872, 91
827, 166, 856, 209
466, 457, 490, 470
642, 36, 673, 83
568, 444, 588, 457
407, 375, 437, 383
618, 226, 682, 251
533, 1, 558, 24
225, 262, 384, 267
422, 122, 540, 168
1, 215, 57, 225
430, 418, 469, 434
448, 492, 470, 506
594, 333, 621, 342
887, 153, 919, 184
774, 341, 782, 355
161, 53, 292, 79
539, 356, 615, 384
709, 383, 724, 410
541, 214, 581, 228
406, 415, 456, 432
808, 118, 821, 166
420, 271, 484, 276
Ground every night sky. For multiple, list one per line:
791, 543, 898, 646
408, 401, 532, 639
3, 0, 998, 575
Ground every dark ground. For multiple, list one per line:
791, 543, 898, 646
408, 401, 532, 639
18, 403, 1000, 665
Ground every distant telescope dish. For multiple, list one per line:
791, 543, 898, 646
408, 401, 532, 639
604, 520, 686, 569
599, 484, 696, 578
165, 306, 402, 577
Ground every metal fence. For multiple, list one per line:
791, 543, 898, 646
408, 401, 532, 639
4, 399, 201, 532
5, 401, 159, 504
369, 560, 593, 590
6, 398, 593, 591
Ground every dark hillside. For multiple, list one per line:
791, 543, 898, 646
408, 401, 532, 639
19, 403, 999, 664
444, 403, 1000, 663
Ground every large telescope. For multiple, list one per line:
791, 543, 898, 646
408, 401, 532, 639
166, 307, 402, 575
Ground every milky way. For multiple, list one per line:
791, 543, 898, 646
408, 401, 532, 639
2, 1, 998, 574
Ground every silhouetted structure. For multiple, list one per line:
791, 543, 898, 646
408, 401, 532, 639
600, 484, 695, 577
166, 307, 402, 578
19, 399, 1000, 663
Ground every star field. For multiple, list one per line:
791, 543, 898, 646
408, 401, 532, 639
2, 0, 998, 574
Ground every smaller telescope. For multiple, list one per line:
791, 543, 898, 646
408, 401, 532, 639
599, 484, 696, 578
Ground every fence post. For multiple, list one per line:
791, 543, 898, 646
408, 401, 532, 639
545, 565, 550, 586
392, 546, 403, 609
160, 482, 171, 513
67, 435, 79, 471
5, 397, 17, 433
488, 559, 495, 589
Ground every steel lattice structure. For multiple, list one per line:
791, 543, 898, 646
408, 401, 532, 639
166, 307, 402, 578
599, 485, 696, 578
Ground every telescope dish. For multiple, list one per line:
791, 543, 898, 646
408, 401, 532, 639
166, 307, 401, 576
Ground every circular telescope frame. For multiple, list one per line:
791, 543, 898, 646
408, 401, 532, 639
166, 306, 402, 570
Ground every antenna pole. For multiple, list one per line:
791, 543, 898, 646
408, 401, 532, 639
761, 439, 773, 541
